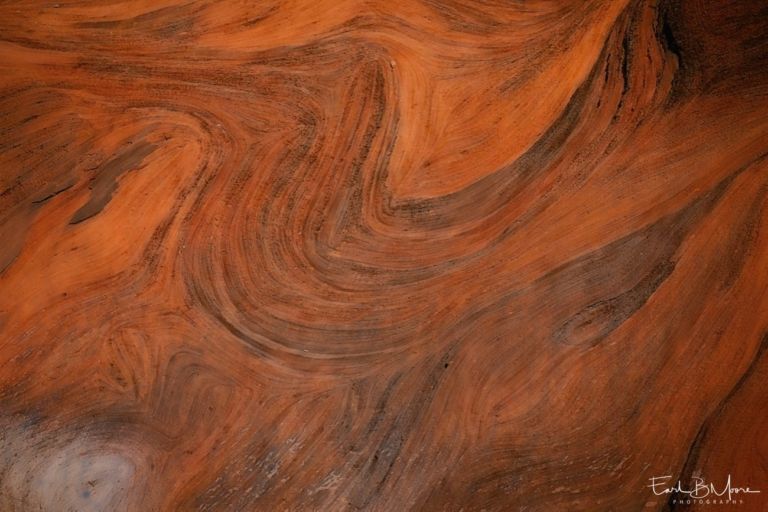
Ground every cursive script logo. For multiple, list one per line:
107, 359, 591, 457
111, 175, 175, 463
648, 474, 761, 503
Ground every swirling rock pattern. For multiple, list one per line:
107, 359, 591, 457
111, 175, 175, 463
1, 1, 767, 510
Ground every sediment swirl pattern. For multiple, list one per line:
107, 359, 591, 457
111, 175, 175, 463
1, 0, 767, 510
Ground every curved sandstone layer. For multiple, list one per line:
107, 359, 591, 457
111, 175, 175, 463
1, 0, 767, 510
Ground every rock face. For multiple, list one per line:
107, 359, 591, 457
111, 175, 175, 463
0, 1, 766, 510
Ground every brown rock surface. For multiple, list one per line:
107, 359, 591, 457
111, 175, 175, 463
1, 1, 766, 510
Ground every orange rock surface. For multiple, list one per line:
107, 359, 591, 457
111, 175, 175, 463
1, 1, 766, 510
